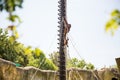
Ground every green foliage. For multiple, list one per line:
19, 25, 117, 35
75, 59, 86, 68
26, 48, 57, 70
0, 0, 57, 70
40, 58, 58, 70
85, 63, 94, 70
111, 10, 120, 17
49, 52, 95, 70
7, 14, 21, 23
0, 0, 23, 40
26, 48, 44, 67
0, 28, 27, 66
105, 9, 120, 35
49, 52, 59, 66
0, 28, 15, 61
0, 28, 57, 70
67, 58, 94, 70
0, 0, 23, 12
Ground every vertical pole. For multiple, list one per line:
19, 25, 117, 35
57, 0, 67, 80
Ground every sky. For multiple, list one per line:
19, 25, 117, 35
0, 0, 120, 69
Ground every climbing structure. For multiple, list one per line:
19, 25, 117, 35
57, 0, 71, 80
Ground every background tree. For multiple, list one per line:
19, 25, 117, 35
0, 28, 27, 66
0, 0, 23, 21
27, 48, 57, 70
0, 0, 23, 12
49, 52, 95, 70
67, 58, 94, 70
0, 28, 57, 70
0, 0, 58, 70
0, 0, 23, 41
49, 52, 59, 66
0, 0, 25, 66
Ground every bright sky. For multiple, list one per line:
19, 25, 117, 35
0, 0, 120, 69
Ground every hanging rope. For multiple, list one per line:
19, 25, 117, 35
46, 34, 57, 55
69, 33, 84, 60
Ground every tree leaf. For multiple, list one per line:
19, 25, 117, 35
111, 9, 120, 17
